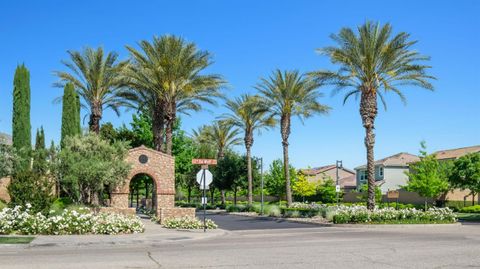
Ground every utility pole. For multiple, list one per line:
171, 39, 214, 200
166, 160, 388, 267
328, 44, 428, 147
336, 160, 343, 206
260, 157, 264, 215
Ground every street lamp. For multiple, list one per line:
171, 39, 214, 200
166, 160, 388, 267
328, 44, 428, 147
336, 160, 343, 206
259, 157, 264, 215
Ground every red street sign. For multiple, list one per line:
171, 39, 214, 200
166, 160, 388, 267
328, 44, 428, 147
192, 159, 217, 165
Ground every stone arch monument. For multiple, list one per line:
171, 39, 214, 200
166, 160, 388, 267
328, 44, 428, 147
110, 146, 194, 223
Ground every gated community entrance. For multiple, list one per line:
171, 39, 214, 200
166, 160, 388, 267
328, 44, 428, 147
110, 146, 194, 223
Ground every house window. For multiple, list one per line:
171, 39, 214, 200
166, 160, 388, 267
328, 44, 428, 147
360, 170, 367, 182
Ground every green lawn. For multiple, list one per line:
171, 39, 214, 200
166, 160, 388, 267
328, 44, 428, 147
456, 213, 480, 222
0, 237, 35, 244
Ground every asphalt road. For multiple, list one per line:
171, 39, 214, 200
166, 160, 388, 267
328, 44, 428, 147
2, 213, 480, 269
199, 211, 320, 230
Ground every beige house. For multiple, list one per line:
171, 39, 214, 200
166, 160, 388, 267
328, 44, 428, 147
433, 145, 480, 203
300, 165, 356, 190
355, 152, 420, 193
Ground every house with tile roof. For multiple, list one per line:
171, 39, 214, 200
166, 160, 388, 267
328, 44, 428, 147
433, 145, 480, 161
355, 152, 420, 193
300, 165, 356, 190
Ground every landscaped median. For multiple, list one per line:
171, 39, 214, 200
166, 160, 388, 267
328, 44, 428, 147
223, 202, 457, 225
0, 204, 144, 235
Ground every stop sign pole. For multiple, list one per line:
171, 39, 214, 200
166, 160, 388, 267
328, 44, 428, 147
192, 159, 217, 232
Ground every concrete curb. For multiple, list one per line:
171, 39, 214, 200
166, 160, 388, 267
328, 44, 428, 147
217, 211, 463, 228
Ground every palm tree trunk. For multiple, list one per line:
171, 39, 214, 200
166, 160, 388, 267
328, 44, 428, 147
165, 103, 176, 155
360, 90, 377, 210
89, 103, 102, 134
281, 115, 292, 207
152, 101, 165, 152
221, 190, 226, 205
245, 138, 253, 206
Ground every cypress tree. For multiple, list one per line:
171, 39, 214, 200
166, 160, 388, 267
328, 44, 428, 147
12, 64, 31, 171
33, 127, 47, 175
75, 93, 81, 135
61, 83, 79, 148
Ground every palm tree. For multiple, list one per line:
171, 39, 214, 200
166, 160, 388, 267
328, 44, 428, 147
206, 121, 242, 160
54, 47, 128, 133
124, 35, 224, 155
309, 21, 435, 209
220, 94, 275, 205
257, 70, 330, 207
116, 88, 164, 151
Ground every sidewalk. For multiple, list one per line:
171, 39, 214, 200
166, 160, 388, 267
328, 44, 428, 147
25, 218, 226, 248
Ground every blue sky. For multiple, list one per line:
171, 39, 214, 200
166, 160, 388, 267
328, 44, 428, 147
0, 0, 479, 170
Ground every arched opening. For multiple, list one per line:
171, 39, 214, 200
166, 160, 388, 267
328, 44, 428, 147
129, 173, 157, 213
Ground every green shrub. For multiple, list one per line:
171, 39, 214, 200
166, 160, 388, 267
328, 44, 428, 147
160, 216, 217, 229
264, 205, 281, 217
0, 204, 144, 235
282, 207, 318, 218
8, 170, 55, 214
332, 206, 456, 224
459, 205, 480, 213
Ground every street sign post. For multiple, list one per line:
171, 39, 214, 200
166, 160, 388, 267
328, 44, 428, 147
196, 169, 213, 190
192, 159, 217, 232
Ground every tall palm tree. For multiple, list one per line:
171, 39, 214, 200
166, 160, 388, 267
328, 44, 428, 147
220, 94, 275, 205
257, 70, 330, 207
191, 125, 217, 159
206, 121, 242, 160
309, 21, 435, 209
124, 35, 224, 155
54, 47, 128, 133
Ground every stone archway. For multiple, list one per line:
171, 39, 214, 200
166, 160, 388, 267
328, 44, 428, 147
110, 146, 194, 223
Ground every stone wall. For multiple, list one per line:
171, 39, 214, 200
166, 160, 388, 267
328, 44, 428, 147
156, 207, 196, 224
97, 207, 136, 216
0, 177, 10, 202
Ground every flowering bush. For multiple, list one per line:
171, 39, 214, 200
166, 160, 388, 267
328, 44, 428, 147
160, 216, 218, 229
0, 204, 144, 235
332, 205, 456, 224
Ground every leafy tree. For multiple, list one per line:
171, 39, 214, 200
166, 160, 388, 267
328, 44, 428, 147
123, 35, 225, 154
213, 151, 243, 204
8, 170, 54, 214
449, 153, 480, 206
0, 144, 17, 178
172, 119, 197, 203
220, 94, 275, 205
99, 122, 118, 144
405, 142, 450, 209
32, 127, 48, 175
12, 64, 31, 171
54, 47, 128, 133
116, 112, 154, 148
310, 21, 435, 209
316, 179, 340, 203
356, 184, 382, 205
257, 70, 329, 206
55, 134, 131, 206
292, 173, 317, 202
264, 159, 296, 202
61, 83, 80, 147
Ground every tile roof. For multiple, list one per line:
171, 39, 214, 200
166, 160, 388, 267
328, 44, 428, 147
433, 145, 480, 160
355, 152, 419, 169
300, 164, 355, 175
